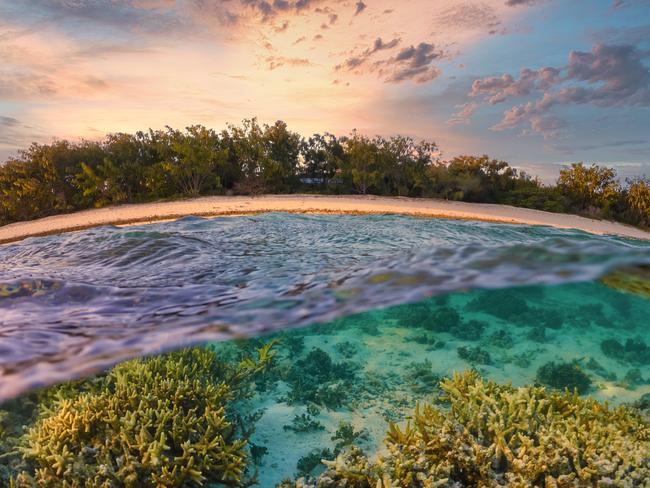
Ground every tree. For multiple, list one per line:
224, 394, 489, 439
626, 177, 650, 227
261, 120, 301, 192
343, 131, 381, 194
557, 163, 620, 213
158, 125, 226, 196
300, 133, 343, 188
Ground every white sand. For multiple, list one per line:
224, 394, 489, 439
1, 194, 649, 244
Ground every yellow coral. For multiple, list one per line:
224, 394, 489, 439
18, 345, 275, 487
381, 370, 649, 487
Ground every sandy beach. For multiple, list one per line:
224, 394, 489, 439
1, 194, 650, 244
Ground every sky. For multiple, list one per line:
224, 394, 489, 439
0, 0, 649, 181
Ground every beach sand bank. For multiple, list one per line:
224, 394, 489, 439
2, 194, 649, 243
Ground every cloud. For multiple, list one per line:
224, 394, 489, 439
440, 3, 501, 32
354, 1, 366, 16
446, 102, 479, 125
0, 116, 19, 127
526, 116, 566, 139
335, 37, 443, 83
470, 42, 650, 137
266, 55, 312, 70
383, 43, 443, 83
470, 67, 561, 104
336, 37, 401, 71
505, 0, 543, 5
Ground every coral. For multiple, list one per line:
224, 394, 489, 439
317, 447, 377, 488
526, 326, 546, 343
281, 371, 650, 487
487, 328, 514, 348
334, 341, 359, 359
457, 345, 491, 365
450, 319, 487, 341
284, 348, 357, 409
536, 360, 592, 394
466, 289, 530, 321
283, 414, 325, 433
601, 337, 650, 365
16, 344, 276, 487
601, 266, 650, 300
387, 300, 460, 333
331, 422, 369, 454
296, 448, 334, 477
427, 307, 461, 332
404, 359, 442, 396
280, 334, 306, 355
380, 371, 650, 486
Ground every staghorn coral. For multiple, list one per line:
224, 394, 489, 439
16, 344, 276, 487
386, 371, 650, 486
283, 371, 650, 487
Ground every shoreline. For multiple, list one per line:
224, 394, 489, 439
1, 194, 650, 243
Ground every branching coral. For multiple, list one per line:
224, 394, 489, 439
15, 345, 276, 487
383, 371, 649, 486
283, 371, 650, 487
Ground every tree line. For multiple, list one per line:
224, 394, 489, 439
0, 119, 648, 227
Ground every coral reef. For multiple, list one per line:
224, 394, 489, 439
457, 345, 491, 365
281, 371, 650, 487
284, 348, 357, 409
296, 448, 334, 477
404, 360, 442, 396
331, 422, 369, 455
283, 414, 325, 433
466, 289, 530, 321
536, 360, 592, 394
4, 344, 276, 487
487, 328, 514, 348
601, 338, 650, 365
449, 319, 486, 341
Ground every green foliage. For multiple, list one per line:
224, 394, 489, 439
2, 344, 276, 487
0, 121, 647, 228
626, 177, 650, 227
558, 162, 620, 214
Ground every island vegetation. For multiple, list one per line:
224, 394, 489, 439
0, 119, 648, 228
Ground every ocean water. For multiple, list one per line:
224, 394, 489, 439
0, 213, 649, 485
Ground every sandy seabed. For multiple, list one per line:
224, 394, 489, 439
1, 194, 650, 243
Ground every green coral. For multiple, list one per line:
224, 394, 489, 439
536, 360, 592, 394
8, 344, 276, 487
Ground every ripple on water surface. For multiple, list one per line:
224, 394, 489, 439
0, 212, 649, 400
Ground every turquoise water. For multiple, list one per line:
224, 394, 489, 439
0, 214, 649, 485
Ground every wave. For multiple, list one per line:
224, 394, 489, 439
0, 213, 649, 400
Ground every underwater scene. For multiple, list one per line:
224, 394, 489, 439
0, 214, 649, 486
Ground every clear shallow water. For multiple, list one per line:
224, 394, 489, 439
0, 214, 649, 485
0, 213, 649, 400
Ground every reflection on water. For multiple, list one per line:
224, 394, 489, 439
1, 282, 648, 486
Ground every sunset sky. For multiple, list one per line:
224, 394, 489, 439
0, 0, 649, 180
